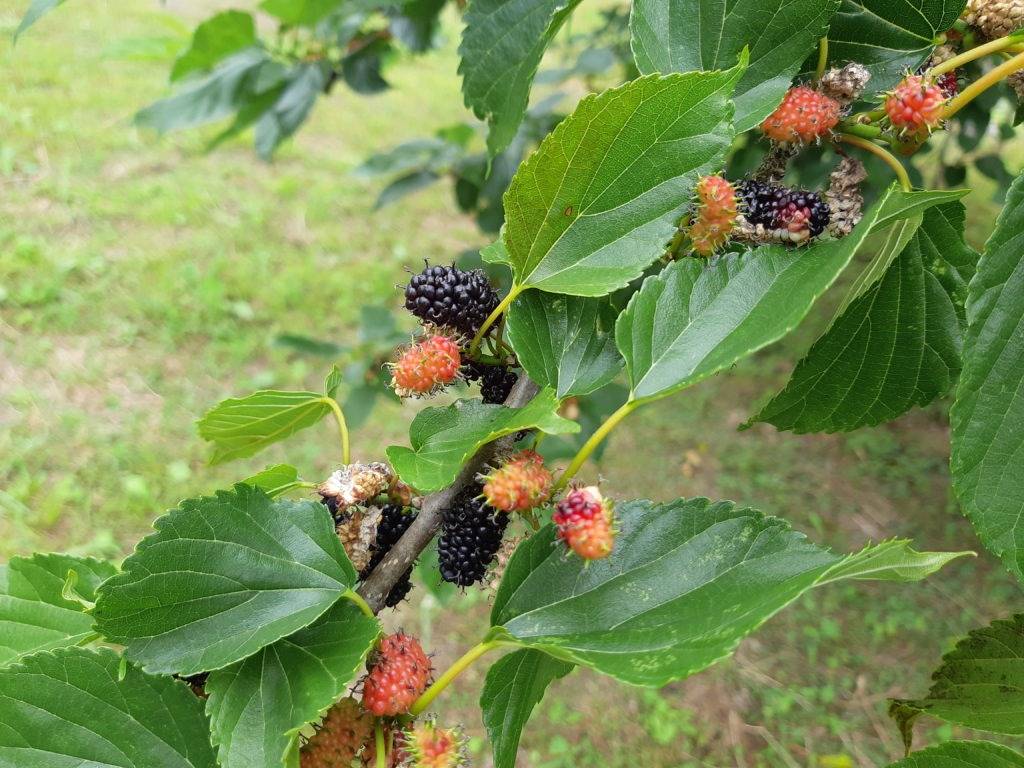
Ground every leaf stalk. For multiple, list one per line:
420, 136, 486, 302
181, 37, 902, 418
322, 396, 351, 464
553, 399, 640, 492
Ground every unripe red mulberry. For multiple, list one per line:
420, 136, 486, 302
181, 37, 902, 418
760, 86, 841, 144
362, 632, 431, 717
481, 450, 553, 512
884, 75, 945, 138
301, 697, 374, 768
391, 335, 461, 397
687, 175, 738, 256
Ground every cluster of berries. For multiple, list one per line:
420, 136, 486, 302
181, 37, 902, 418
394, 264, 518, 403
301, 632, 468, 768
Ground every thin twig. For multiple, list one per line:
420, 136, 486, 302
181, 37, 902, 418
356, 375, 541, 612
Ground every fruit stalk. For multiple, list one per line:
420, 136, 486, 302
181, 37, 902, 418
409, 640, 505, 716
837, 134, 912, 192
815, 36, 829, 79
943, 49, 1024, 119
374, 720, 387, 768
323, 396, 352, 465
470, 286, 522, 355
554, 399, 640, 492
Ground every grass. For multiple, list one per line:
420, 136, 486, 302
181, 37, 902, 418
2, 2, 1021, 766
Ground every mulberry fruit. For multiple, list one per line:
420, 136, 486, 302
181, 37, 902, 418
965, 0, 1024, 41
482, 450, 553, 513
884, 74, 946, 138
400, 721, 468, 768
466, 361, 518, 404
301, 697, 374, 768
359, 503, 418, 608
760, 85, 841, 144
362, 632, 431, 717
437, 484, 509, 587
553, 485, 615, 560
687, 174, 738, 256
736, 179, 830, 243
391, 334, 462, 397
404, 264, 500, 336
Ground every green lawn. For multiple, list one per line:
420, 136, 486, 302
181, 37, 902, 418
1, 3, 1019, 766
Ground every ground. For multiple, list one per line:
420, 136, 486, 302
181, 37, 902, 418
0, 1, 1019, 766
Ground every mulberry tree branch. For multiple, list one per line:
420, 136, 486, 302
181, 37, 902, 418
357, 374, 541, 613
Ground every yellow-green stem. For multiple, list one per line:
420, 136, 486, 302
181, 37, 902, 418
410, 640, 503, 716
815, 37, 829, 79
470, 286, 523, 356
929, 33, 1024, 77
344, 589, 376, 619
944, 50, 1024, 120
836, 120, 882, 139
838, 134, 912, 192
374, 720, 386, 768
553, 399, 640, 492
323, 397, 351, 464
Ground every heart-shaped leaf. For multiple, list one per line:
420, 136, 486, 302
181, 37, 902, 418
0, 647, 217, 768
0, 553, 117, 667
459, 0, 582, 157
506, 292, 623, 398
491, 497, 963, 686
752, 203, 978, 433
94, 484, 356, 676
480, 649, 573, 768
206, 599, 380, 768
198, 389, 334, 465
630, 0, 839, 131
885, 741, 1024, 768
502, 66, 744, 297
825, 0, 968, 93
952, 172, 1024, 583
890, 614, 1024, 743
387, 389, 579, 492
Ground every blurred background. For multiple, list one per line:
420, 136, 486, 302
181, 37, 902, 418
2, 1, 1022, 765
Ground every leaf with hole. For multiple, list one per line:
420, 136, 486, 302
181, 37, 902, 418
94, 484, 356, 676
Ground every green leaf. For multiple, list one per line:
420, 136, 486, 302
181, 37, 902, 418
630, 0, 839, 131
254, 62, 329, 159
197, 388, 333, 465
825, 0, 969, 93
171, 11, 257, 82
240, 464, 302, 497
206, 599, 379, 768
890, 614, 1024, 743
951, 172, 1024, 582
260, 0, 343, 25
386, 389, 579, 492
502, 67, 743, 297
506, 292, 623, 398
818, 539, 972, 585
0, 647, 217, 768
480, 649, 573, 768
137, 49, 280, 134
0, 553, 117, 667
15, 0, 66, 39
884, 741, 1024, 768
459, 0, 582, 157
752, 203, 978, 433
491, 497, 959, 686
94, 484, 356, 676
616, 186, 900, 404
